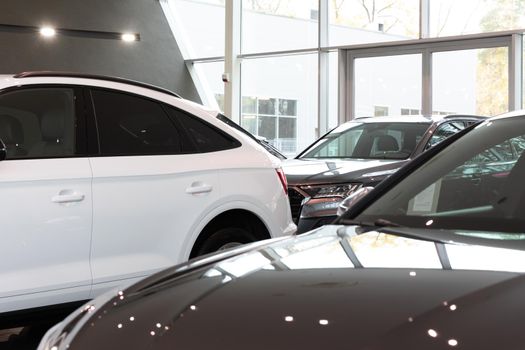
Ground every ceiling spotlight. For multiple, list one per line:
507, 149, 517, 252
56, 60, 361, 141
121, 33, 137, 42
40, 26, 56, 38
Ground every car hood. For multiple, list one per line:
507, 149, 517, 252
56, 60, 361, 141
283, 158, 406, 186
65, 226, 525, 350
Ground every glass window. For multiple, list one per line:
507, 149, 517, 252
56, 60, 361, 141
329, 0, 419, 47
242, 97, 257, 114
258, 99, 277, 115
168, 107, 240, 153
242, 54, 318, 156
92, 89, 184, 156
242, 0, 318, 53
374, 106, 389, 116
356, 117, 525, 233
164, 0, 225, 58
433, 48, 508, 116
425, 121, 466, 149
355, 54, 422, 117
0, 88, 77, 159
258, 116, 277, 140
241, 115, 257, 134
193, 61, 224, 112
301, 122, 430, 160
430, 0, 525, 37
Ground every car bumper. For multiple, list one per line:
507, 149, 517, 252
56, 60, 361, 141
296, 215, 338, 233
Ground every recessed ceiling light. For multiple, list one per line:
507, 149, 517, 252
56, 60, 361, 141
40, 26, 56, 37
121, 33, 136, 42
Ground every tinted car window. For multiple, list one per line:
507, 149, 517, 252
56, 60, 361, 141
91, 89, 183, 156
301, 122, 430, 160
167, 107, 240, 153
425, 121, 466, 149
356, 118, 525, 233
0, 87, 76, 159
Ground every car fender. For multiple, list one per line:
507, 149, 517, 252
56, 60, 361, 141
179, 199, 279, 262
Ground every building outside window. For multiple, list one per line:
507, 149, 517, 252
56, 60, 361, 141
162, 0, 524, 156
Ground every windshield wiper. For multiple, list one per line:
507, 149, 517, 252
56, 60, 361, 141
339, 218, 402, 228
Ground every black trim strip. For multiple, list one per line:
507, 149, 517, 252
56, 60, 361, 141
435, 242, 452, 270
339, 238, 363, 268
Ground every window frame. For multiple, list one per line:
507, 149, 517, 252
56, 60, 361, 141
87, 87, 241, 158
87, 87, 197, 157
0, 84, 88, 160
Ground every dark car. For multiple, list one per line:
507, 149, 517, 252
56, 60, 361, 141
39, 111, 525, 350
285, 114, 484, 233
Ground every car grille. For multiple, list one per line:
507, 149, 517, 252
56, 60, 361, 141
288, 187, 305, 223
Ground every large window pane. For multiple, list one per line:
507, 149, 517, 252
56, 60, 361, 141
354, 54, 422, 117
433, 48, 508, 116
242, 0, 318, 53
242, 54, 318, 156
193, 61, 224, 112
430, 0, 525, 37
165, 0, 224, 58
329, 0, 419, 47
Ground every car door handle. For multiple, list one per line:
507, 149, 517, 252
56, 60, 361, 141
52, 192, 85, 203
186, 183, 213, 195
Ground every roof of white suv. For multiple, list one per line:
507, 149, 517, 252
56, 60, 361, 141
7, 71, 182, 98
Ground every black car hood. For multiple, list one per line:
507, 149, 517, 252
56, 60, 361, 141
66, 226, 525, 350
283, 158, 407, 186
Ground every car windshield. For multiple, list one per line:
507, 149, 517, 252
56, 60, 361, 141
354, 116, 525, 234
300, 121, 431, 160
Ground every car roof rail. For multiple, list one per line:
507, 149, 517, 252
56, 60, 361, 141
443, 114, 487, 120
13, 71, 182, 98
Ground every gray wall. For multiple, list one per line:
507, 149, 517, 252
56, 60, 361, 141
0, 0, 200, 102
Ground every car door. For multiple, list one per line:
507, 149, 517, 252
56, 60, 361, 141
0, 86, 92, 310
87, 88, 229, 295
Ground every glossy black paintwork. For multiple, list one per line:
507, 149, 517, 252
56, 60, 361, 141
57, 226, 525, 350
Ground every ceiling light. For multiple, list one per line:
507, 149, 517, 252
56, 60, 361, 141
40, 26, 56, 37
121, 33, 137, 42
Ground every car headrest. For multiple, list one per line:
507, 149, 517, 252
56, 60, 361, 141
376, 134, 399, 152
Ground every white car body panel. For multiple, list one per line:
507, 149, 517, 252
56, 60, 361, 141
0, 74, 295, 313
0, 158, 92, 310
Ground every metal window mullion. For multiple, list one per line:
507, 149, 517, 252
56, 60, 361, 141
318, 0, 329, 137
224, 0, 241, 123
422, 48, 432, 115
509, 33, 523, 111
340, 50, 354, 122
420, 0, 430, 39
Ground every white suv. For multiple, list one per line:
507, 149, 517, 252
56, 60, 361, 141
0, 72, 295, 314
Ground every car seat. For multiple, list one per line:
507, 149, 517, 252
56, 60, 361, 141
0, 114, 26, 158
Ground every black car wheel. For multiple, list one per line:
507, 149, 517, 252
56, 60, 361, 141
195, 227, 257, 256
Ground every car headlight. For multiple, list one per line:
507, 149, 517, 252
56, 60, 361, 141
300, 183, 362, 199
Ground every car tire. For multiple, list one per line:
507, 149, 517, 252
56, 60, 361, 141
196, 227, 257, 256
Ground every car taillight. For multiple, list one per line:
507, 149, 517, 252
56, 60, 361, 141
276, 168, 288, 196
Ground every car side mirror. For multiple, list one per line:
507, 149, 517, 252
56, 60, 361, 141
337, 186, 374, 216
0, 138, 6, 161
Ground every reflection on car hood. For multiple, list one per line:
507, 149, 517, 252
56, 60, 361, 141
283, 158, 405, 185
67, 226, 525, 349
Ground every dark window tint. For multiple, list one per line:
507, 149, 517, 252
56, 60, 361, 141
167, 107, 239, 153
0, 88, 76, 159
91, 90, 183, 155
